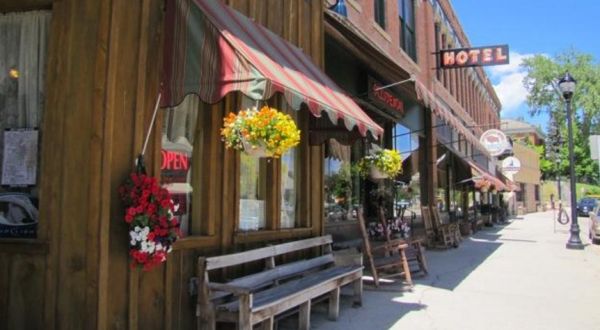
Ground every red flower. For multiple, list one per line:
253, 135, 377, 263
160, 199, 170, 208
127, 207, 137, 215
125, 214, 134, 223
147, 232, 155, 241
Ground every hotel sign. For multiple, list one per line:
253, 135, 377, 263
368, 76, 404, 115
440, 45, 509, 69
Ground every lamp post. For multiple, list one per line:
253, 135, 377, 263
558, 72, 584, 250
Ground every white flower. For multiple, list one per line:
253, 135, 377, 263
130, 239, 136, 246
134, 226, 141, 233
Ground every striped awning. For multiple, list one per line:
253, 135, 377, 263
467, 160, 508, 191
162, 0, 383, 139
415, 81, 490, 158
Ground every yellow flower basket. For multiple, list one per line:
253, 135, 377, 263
358, 149, 403, 179
221, 106, 301, 158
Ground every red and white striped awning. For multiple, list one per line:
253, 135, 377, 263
415, 81, 490, 158
467, 160, 508, 191
161, 0, 383, 139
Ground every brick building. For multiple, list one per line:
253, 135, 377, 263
323, 0, 506, 239
501, 118, 545, 214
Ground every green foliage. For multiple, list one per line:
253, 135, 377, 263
577, 183, 600, 197
522, 49, 600, 183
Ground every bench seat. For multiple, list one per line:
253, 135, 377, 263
217, 265, 361, 314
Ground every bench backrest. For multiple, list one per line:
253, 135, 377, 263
204, 235, 333, 271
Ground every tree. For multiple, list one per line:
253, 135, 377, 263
521, 49, 600, 183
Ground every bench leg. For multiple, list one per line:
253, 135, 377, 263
261, 317, 274, 330
328, 287, 340, 321
299, 301, 311, 330
238, 294, 253, 330
352, 278, 362, 308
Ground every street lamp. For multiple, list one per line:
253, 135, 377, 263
558, 71, 584, 250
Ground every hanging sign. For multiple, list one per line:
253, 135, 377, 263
480, 129, 508, 156
440, 45, 509, 69
501, 156, 521, 175
367, 76, 404, 115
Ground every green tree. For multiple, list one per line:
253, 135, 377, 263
521, 49, 600, 183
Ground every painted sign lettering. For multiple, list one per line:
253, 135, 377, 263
440, 45, 509, 69
367, 76, 404, 114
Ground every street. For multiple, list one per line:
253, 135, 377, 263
312, 211, 600, 330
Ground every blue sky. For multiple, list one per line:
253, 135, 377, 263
451, 0, 600, 131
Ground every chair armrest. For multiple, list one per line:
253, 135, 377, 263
207, 282, 252, 295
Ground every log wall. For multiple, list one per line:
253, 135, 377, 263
0, 0, 325, 329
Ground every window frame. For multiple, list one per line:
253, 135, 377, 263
398, 0, 416, 61
374, 0, 386, 30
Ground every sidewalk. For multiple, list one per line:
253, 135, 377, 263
312, 211, 600, 330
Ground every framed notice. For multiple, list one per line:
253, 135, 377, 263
2, 129, 39, 187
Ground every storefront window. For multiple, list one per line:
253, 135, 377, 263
240, 153, 267, 230
324, 140, 362, 222
393, 124, 421, 217
0, 11, 51, 239
161, 95, 200, 236
280, 108, 300, 228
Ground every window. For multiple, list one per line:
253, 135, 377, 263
399, 0, 416, 61
161, 95, 202, 236
516, 183, 525, 202
236, 98, 303, 231
534, 184, 540, 201
374, 0, 386, 29
393, 124, 421, 217
0, 11, 51, 239
280, 109, 300, 229
324, 140, 363, 222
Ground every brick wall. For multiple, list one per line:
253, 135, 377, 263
339, 0, 501, 135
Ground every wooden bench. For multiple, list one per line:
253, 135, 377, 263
196, 235, 363, 330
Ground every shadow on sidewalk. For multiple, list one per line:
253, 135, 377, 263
413, 226, 505, 291
304, 291, 427, 330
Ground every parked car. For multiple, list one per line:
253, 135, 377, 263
590, 205, 600, 244
577, 197, 598, 217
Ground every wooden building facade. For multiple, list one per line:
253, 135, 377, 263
0, 0, 360, 329
1, 0, 509, 329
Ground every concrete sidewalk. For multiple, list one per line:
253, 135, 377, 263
312, 211, 600, 330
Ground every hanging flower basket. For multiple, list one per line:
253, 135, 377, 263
221, 106, 301, 158
119, 173, 181, 271
358, 149, 403, 179
475, 179, 491, 193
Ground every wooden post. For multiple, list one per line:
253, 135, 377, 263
328, 287, 340, 321
238, 294, 253, 330
353, 277, 363, 308
299, 300, 311, 330
261, 317, 274, 330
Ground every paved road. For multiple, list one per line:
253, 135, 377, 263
312, 211, 600, 330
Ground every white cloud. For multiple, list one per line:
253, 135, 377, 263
488, 51, 536, 114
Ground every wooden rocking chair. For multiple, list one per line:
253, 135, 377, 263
356, 207, 424, 287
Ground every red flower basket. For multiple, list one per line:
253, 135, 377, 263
119, 173, 181, 271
